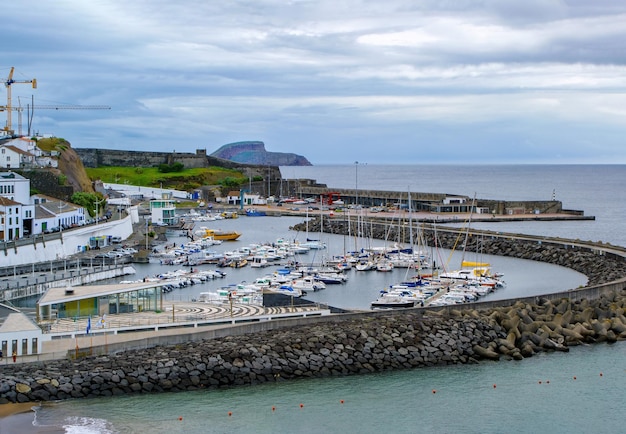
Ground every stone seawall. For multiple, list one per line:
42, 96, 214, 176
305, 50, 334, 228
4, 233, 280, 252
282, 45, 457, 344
1, 289, 625, 404
296, 217, 626, 286
0, 313, 482, 402
2, 221, 626, 404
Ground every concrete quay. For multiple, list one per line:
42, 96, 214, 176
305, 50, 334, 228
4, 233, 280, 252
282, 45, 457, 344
292, 185, 591, 219
243, 203, 594, 223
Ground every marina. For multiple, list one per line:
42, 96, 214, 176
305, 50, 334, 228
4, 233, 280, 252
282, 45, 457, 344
1, 164, 624, 433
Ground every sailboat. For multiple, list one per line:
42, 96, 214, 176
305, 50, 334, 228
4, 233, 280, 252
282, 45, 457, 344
300, 205, 326, 250
437, 194, 506, 294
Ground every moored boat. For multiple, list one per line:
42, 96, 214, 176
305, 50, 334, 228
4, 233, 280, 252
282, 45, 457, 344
370, 293, 417, 309
201, 228, 242, 241
245, 208, 267, 217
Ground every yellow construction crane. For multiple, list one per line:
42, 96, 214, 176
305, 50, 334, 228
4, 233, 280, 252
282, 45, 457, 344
2, 67, 110, 135
3, 67, 36, 133
0, 101, 111, 136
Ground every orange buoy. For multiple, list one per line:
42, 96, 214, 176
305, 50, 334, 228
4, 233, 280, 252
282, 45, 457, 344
573, 376, 577, 380
178, 416, 183, 421
228, 411, 232, 417
299, 403, 304, 408
340, 400, 344, 404
272, 406, 276, 412
493, 384, 496, 389
432, 389, 436, 394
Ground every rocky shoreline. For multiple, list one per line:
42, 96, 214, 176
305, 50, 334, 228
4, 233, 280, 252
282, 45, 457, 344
1, 290, 626, 404
294, 217, 626, 285
2, 222, 626, 404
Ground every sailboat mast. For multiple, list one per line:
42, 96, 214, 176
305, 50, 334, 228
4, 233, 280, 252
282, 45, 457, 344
460, 193, 477, 265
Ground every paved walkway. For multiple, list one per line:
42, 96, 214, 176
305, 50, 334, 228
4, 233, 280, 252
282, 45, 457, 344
42, 300, 326, 335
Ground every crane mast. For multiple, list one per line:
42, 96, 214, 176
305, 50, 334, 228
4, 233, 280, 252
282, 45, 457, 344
1, 67, 110, 136
4, 67, 37, 133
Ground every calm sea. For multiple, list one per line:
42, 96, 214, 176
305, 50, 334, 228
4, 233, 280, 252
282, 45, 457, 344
28, 165, 626, 433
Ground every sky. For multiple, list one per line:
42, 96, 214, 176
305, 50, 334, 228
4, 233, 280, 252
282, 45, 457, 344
2, 0, 626, 165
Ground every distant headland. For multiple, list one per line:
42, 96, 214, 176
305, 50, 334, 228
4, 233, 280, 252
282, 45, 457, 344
74, 141, 312, 168
211, 141, 311, 166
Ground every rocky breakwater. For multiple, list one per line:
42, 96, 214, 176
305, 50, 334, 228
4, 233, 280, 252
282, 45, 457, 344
456, 290, 626, 360
294, 218, 626, 285
3, 289, 626, 405
0, 313, 514, 404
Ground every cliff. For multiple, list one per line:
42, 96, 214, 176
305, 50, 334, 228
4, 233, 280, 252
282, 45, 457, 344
20, 139, 94, 201
210, 141, 312, 166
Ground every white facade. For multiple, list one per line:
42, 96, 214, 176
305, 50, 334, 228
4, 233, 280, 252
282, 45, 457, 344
0, 197, 25, 240
0, 171, 31, 203
242, 192, 267, 205
0, 137, 58, 169
0, 172, 32, 240
0, 173, 85, 239
225, 190, 241, 205
150, 193, 177, 225
31, 194, 86, 234
443, 196, 467, 205
0, 311, 44, 358
0, 145, 31, 169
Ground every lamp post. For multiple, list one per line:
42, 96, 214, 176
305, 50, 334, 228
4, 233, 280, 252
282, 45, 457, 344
355, 161, 358, 207
145, 218, 149, 250
58, 200, 68, 235
94, 197, 106, 227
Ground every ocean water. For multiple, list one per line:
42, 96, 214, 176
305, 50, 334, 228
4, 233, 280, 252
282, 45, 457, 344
26, 164, 626, 433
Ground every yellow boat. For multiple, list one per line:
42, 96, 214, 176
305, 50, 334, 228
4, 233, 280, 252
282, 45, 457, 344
220, 211, 239, 219
203, 228, 242, 241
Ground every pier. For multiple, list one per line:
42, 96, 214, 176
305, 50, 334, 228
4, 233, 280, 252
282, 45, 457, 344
283, 184, 592, 220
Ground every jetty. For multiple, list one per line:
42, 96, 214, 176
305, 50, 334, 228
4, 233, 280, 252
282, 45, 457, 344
241, 182, 595, 222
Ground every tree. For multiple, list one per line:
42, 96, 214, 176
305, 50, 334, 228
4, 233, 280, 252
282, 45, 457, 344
70, 192, 106, 218
157, 162, 184, 173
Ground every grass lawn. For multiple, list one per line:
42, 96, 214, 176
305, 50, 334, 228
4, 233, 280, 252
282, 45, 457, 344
85, 166, 247, 190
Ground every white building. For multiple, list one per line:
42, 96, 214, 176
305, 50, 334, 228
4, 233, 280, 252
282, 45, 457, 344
0, 144, 35, 169
0, 137, 58, 169
0, 307, 43, 359
0, 172, 86, 238
0, 170, 31, 202
31, 194, 86, 234
0, 196, 25, 240
223, 190, 241, 205
242, 192, 266, 206
149, 192, 176, 225
0, 172, 34, 240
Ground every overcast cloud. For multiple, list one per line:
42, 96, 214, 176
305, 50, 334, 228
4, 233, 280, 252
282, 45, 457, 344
3, 0, 626, 164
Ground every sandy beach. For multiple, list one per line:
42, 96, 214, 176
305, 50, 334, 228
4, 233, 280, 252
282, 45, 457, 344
0, 402, 63, 434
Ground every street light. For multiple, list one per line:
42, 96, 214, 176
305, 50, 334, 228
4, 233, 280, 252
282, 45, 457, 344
355, 161, 358, 207
58, 200, 68, 236
94, 197, 106, 227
